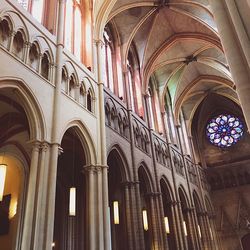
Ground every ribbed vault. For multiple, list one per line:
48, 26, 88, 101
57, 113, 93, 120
105, 0, 238, 127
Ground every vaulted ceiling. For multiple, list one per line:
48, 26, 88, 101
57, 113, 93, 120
105, 0, 238, 126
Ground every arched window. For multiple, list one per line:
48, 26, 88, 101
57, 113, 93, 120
17, 0, 44, 23
148, 87, 155, 130
31, 0, 44, 23
79, 83, 86, 106
103, 30, 114, 92
28, 43, 39, 71
41, 53, 50, 80
69, 75, 76, 98
65, 0, 82, 60
127, 50, 144, 117
127, 59, 135, 111
0, 19, 11, 49
61, 67, 68, 92
12, 31, 25, 60
87, 89, 93, 112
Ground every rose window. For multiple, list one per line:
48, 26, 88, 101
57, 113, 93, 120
206, 114, 244, 147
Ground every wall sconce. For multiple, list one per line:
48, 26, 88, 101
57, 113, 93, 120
183, 221, 188, 236
198, 225, 202, 238
0, 164, 7, 201
142, 210, 149, 231
69, 187, 76, 216
164, 216, 170, 234
52, 242, 55, 248
113, 201, 120, 225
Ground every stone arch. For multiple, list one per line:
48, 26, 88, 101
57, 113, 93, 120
0, 78, 46, 141
138, 162, 154, 193
193, 190, 202, 211
107, 144, 131, 182
59, 119, 97, 165
0, 15, 13, 48
4, 10, 29, 41
178, 185, 190, 208
160, 176, 174, 202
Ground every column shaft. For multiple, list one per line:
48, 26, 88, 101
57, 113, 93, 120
209, 0, 250, 129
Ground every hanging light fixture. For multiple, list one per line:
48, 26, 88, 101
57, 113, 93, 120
164, 216, 170, 234
142, 209, 149, 231
0, 164, 7, 201
197, 225, 202, 238
113, 201, 120, 224
183, 221, 188, 236
69, 130, 76, 216
69, 187, 76, 216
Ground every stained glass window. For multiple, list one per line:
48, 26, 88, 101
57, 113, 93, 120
206, 114, 244, 148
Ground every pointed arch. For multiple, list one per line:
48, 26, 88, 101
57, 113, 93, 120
0, 78, 46, 140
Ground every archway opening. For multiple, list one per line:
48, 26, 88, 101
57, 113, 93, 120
138, 166, 152, 250
107, 149, 128, 250
53, 127, 87, 250
179, 187, 194, 250
160, 179, 177, 250
193, 192, 205, 246
0, 88, 30, 250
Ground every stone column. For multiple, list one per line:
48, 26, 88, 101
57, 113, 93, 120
33, 142, 50, 250
122, 182, 134, 250
24, 41, 31, 64
199, 211, 212, 250
21, 141, 40, 250
38, 53, 43, 76
97, 166, 104, 250
157, 193, 170, 250
95, 39, 110, 250
189, 208, 202, 250
176, 201, 188, 250
184, 207, 200, 250
147, 193, 165, 250
169, 201, 181, 249
209, 0, 250, 129
8, 31, 15, 51
83, 165, 97, 250
43, 0, 65, 248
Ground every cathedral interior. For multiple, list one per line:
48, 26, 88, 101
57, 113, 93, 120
0, 0, 250, 249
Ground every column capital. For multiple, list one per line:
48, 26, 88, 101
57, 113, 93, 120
93, 39, 105, 47
82, 164, 108, 174
27, 140, 41, 151
40, 141, 49, 152
146, 192, 162, 197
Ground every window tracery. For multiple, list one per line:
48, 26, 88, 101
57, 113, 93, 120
206, 114, 244, 147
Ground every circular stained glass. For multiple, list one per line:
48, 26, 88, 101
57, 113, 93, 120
206, 114, 244, 148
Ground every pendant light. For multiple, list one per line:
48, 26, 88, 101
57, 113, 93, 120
142, 209, 149, 231
0, 164, 7, 201
164, 216, 170, 234
0, 101, 11, 202
197, 224, 202, 238
113, 201, 120, 224
69, 129, 76, 216
183, 221, 188, 236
